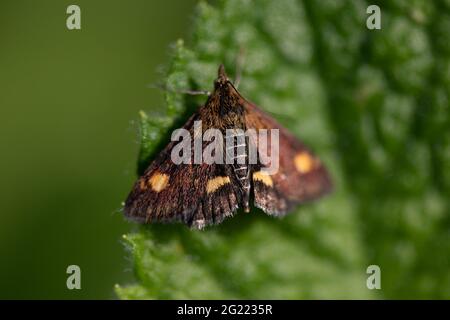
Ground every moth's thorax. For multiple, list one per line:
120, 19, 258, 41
203, 81, 245, 127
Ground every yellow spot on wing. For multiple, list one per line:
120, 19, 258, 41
294, 152, 316, 173
148, 172, 169, 192
206, 176, 230, 194
252, 171, 273, 187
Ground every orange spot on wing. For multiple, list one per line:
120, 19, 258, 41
252, 171, 273, 187
148, 172, 169, 192
294, 152, 317, 173
206, 176, 230, 194
139, 179, 147, 190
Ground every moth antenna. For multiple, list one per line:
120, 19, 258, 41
148, 83, 210, 96
233, 46, 246, 88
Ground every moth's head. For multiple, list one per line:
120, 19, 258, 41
214, 64, 230, 89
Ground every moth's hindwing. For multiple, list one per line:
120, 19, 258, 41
244, 101, 333, 216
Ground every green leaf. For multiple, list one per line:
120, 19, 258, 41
117, 0, 450, 299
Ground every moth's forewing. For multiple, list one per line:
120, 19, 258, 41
244, 101, 333, 215
124, 112, 240, 229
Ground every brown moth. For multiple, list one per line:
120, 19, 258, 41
124, 65, 332, 229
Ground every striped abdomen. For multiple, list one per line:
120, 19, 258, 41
226, 129, 251, 211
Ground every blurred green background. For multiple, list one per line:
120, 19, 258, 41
0, 0, 196, 299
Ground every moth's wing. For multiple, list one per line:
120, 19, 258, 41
124, 113, 240, 229
244, 101, 333, 216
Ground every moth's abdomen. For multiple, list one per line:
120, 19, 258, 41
225, 129, 251, 212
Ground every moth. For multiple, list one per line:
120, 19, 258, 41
124, 65, 332, 229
